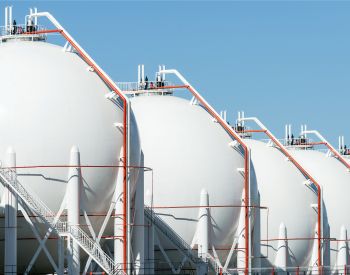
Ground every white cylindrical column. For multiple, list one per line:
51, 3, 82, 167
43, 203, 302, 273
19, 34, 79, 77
4, 147, 17, 275
285, 125, 288, 144
252, 193, 261, 269
236, 197, 246, 272
289, 124, 292, 143
144, 189, 154, 275
309, 224, 319, 270
138, 65, 141, 85
336, 226, 348, 269
274, 222, 288, 271
198, 189, 209, 258
196, 189, 209, 275
114, 148, 125, 265
141, 65, 145, 83
9, 6, 12, 33
5, 7, 8, 32
34, 7, 38, 25
132, 153, 145, 275
67, 146, 81, 275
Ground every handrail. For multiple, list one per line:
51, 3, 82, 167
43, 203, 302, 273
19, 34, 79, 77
302, 130, 350, 171
0, 168, 124, 275
159, 69, 252, 274
26, 12, 130, 272
144, 207, 201, 265
237, 117, 323, 273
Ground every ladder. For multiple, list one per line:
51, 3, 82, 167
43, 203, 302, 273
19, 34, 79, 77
0, 168, 124, 275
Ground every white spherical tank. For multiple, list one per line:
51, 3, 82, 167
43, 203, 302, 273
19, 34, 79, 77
130, 95, 257, 265
0, 41, 141, 272
289, 149, 350, 268
244, 139, 319, 269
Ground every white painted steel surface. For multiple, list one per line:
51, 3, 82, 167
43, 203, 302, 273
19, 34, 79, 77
289, 149, 350, 268
244, 139, 318, 268
0, 41, 141, 272
130, 95, 257, 265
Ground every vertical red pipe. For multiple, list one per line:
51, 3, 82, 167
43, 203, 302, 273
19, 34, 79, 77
264, 131, 322, 273
60, 31, 129, 273
186, 86, 250, 275
27, 30, 250, 273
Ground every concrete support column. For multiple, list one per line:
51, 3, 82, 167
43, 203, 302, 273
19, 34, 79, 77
4, 147, 17, 275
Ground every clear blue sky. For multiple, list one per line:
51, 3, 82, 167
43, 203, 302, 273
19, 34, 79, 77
3, 1, 350, 146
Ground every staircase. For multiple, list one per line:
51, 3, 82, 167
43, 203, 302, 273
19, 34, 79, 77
144, 206, 208, 267
0, 168, 124, 275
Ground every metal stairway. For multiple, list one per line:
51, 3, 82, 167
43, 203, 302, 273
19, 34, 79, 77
144, 206, 211, 268
0, 168, 124, 275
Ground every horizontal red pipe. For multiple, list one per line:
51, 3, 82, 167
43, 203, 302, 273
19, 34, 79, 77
151, 204, 267, 209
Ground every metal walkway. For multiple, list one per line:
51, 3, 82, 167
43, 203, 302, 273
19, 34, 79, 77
0, 168, 124, 275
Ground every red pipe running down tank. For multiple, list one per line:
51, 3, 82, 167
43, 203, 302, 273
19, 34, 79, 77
238, 119, 323, 274
22, 27, 130, 273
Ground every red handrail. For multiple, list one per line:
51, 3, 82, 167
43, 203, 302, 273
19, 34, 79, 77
21, 28, 130, 272
303, 130, 350, 171
239, 125, 323, 273
172, 83, 251, 274
148, 70, 253, 274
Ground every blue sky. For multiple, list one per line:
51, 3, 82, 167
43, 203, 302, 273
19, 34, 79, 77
3, 1, 350, 146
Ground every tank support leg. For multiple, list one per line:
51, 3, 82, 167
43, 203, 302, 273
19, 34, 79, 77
336, 226, 348, 272
144, 189, 155, 275
4, 147, 17, 275
274, 222, 289, 272
67, 146, 81, 275
115, 148, 125, 266
197, 189, 209, 275
237, 193, 248, 274
132, 153, 145, 275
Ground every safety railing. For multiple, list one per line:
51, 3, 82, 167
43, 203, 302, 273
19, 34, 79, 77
132, 69, 252, 274
22, 11, 131, 273
115, 81, 177, 96
301, 130, 350, 172
0, 168, 125, 275
0, 24, 47, 41
226, 265, 347, 275
144, 206, 202, 266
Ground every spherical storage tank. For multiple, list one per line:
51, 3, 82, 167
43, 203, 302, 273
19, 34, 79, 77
289, 149, 350, 269
244, 139, 320, 269
0, 41, 141, 272
131, 95, 258, 268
